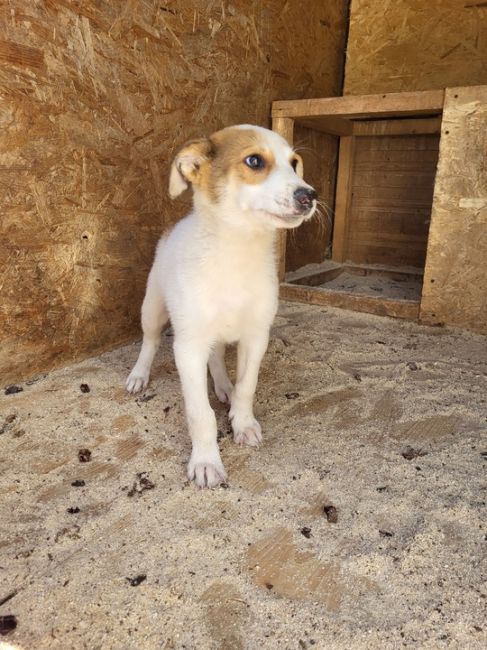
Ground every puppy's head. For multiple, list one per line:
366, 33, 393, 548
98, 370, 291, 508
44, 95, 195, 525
169, 125, 317, 230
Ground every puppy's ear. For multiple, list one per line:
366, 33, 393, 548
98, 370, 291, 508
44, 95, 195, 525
294, 153, 304, 179
169, 138, 213, 199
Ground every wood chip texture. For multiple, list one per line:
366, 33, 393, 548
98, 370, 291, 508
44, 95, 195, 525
0, 0, 348, 382
344, 0, 487, 95
420, 86, 487, 334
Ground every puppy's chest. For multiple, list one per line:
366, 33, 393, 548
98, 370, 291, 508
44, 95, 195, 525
202, 257, 276, 338
206, 264, 269, 309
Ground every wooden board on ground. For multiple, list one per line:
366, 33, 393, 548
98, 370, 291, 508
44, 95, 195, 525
280, 283, 420, 320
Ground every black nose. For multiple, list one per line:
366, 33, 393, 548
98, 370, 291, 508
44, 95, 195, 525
293, 187, 317, 211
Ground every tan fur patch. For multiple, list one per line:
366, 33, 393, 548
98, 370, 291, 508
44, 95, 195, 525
191, 127, 278, 202
210, 127, 275, 188
171, 127, 299, 203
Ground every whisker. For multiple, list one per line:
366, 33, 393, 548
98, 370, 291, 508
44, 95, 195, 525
287, 227, 297, 250
292, 145, 316, 155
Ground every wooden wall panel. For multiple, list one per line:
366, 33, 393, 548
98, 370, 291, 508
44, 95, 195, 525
344, 0, 487, 95
285, 125, 338, 271
344, 3, 487, 333
421, 86, 487, 334
0, 0, 348, 383
346, 135, 440, 268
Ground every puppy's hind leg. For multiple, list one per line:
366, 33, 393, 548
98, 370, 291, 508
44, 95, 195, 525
126, 275, 168, 394
208, 342, 233, 403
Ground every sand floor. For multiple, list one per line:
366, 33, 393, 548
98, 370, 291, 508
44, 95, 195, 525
318, 272, 423, 301
1, 302, 486, 650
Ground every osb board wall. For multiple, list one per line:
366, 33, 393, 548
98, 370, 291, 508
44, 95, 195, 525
286, 125, 338, 271
0, 0, 348, 383
421, 86, 487, 335
346, 134, 440, 268
344, 0, 487, 94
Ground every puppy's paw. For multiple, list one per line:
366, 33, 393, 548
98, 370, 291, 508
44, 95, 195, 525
231, 415, 262, 447
213, 379, 234, 404
126, 368, 149, 394
188, 456, 227, 488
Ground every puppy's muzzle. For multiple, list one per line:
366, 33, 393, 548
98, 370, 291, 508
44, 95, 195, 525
293, 187, 317, 214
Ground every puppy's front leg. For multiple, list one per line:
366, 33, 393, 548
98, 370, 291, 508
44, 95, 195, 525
230, 332, 269, 447
173, 337, 227, 488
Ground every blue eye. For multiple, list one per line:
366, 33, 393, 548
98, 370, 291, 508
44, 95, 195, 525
244, 154, 265, 170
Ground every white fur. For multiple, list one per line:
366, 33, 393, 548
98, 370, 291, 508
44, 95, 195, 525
126, 125, 316, 488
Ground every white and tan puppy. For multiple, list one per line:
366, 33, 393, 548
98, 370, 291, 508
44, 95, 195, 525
127, 125, 317, 487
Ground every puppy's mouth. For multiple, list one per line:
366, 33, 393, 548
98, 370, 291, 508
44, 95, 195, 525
262, 204, 316, 227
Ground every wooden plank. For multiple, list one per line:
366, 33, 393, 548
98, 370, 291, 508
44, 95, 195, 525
349, 197, 434, 209
354, 149, 440, 164
288, 266, 345, 286
272, 90, 445, 120
351, 205, 432, 217
353, 135, 440, 151
420, 86, 487, 333
343, 133, 439, 268
280, 283, 420, 320
351, 185, 435, 202
272, 116, 294, 281
296, 116, 353, 136
353, 116, 442, 136
344, 265, 423, 281
352, 170, 437, 189
347, 244, 427, 268
286, 262, 423, 287
285, 124, 338, 272
331, 136, 355, 262
348, 235, 427, 249
350, 212, 431, 236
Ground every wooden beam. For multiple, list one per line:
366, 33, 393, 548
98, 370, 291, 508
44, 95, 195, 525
420, 85, 487, 333
296, 116, 354, 136
353, 116, 442, 136
331, 136, 355, 262
280, 283, 420, 320
286, 265, 345, 286
272, 90, 445, 120
286, 262, 424, 286
272, 116, 294, 281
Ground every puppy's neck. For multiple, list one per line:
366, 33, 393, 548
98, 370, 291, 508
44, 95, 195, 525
192, 193, 277, 246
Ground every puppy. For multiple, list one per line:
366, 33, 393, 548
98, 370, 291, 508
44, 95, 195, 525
126, 125, 317, 487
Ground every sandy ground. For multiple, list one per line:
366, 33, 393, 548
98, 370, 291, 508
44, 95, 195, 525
1, 302, 486, 650
318, 272, 422, 301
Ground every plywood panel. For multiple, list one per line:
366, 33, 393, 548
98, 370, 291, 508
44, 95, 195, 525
345, 135, 439, 268
421, 86, 487, 334
345, 0, 487, 94
0, 0, 348, 383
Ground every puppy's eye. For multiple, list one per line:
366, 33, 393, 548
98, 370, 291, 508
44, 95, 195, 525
244, 154, 265, 170
291, 158, 299, 172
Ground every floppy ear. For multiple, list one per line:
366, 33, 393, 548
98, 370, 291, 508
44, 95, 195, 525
294, 153, 304, 179
169, 138, 213, 199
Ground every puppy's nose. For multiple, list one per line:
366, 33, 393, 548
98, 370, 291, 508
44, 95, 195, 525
293, 187, 317, 211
